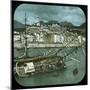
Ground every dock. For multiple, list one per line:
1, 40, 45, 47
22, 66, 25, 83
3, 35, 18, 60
14, 42, 81, 49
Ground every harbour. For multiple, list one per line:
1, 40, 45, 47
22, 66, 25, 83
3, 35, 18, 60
14, 47, 85, 86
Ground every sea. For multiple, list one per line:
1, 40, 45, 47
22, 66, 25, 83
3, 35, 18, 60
14, 47, 86, 87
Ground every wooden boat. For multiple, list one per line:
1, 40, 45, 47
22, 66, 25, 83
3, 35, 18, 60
15, 56, 65, 77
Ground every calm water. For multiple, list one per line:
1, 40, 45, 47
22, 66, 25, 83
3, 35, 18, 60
14, 47, 85, 86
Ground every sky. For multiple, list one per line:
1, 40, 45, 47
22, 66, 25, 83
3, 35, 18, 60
14, 4, 85, 26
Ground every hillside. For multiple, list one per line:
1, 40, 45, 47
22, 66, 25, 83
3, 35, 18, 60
14, 20, 25, 32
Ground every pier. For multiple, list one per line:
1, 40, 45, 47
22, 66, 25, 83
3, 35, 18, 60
14, 43, 81, 48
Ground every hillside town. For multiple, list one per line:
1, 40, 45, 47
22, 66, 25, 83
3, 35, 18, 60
14, 20, 85, 48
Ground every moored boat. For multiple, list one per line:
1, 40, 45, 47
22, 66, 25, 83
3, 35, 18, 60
15, 56, 65, 77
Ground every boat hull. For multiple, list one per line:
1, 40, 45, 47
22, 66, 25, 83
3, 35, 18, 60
15, 56, 65, 77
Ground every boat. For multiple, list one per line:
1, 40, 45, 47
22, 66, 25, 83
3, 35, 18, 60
15, 56, 65, 77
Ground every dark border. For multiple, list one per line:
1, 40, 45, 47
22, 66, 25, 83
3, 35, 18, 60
11, 0, 88, 89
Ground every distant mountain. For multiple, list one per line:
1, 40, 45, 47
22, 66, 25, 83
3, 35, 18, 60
39, 21, 47, 26
79, 22, 86, 28
60, 21, 73, 28
31, 20, 86, 30
32, 20, 47, 26
47, 20, 60, 25
14, 20, 25, 32
67, 22, 86, 36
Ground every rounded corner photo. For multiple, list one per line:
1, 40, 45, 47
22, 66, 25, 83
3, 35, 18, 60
13, 2, 87, 87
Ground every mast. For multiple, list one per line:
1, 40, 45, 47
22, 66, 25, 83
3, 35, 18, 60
24, 12, 28, 58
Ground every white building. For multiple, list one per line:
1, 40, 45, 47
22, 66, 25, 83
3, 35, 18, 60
27, 35, 34, 42
35, 32, 44, 42
54, 34, 64, 43
14, 34, 20, 41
